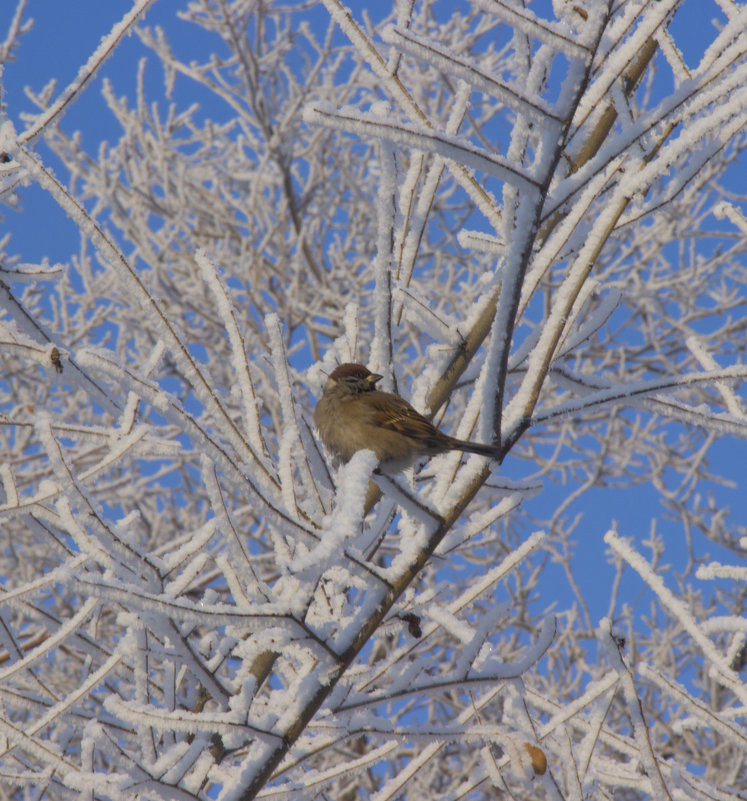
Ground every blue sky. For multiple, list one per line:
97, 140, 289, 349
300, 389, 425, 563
3, 0, 745, 629
4, 0, 735, 258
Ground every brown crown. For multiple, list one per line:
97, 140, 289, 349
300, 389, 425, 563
329, 363, 372, 381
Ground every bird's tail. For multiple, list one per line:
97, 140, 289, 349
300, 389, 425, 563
451, 437, 500, 459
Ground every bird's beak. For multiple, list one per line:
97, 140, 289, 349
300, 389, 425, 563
367, 373, 383, 385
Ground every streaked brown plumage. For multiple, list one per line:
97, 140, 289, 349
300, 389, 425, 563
314, 363, 498, 471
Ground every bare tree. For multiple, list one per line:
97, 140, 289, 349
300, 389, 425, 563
1, 0, 746, 798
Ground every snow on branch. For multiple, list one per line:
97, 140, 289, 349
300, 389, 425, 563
18, 0, 156, 144
382, 25, 563, 127
2, 0, 746, 797
527, 365, 747, 433
196, 250, 269, 461
478, 0, 595, 56
604, 533, 747, 706
599, 617, 674, 801
304, 104, 539, 193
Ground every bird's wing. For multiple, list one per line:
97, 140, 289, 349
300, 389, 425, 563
365, 392, 441, 442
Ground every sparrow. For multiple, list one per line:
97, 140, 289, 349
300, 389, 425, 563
314, 363, 498, 471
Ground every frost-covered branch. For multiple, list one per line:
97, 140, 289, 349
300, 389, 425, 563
1, 0, 745, 798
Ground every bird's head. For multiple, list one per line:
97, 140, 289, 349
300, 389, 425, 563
326, 363, 383, 395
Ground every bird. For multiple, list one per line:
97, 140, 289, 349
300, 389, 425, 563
313, 363, 499, 472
